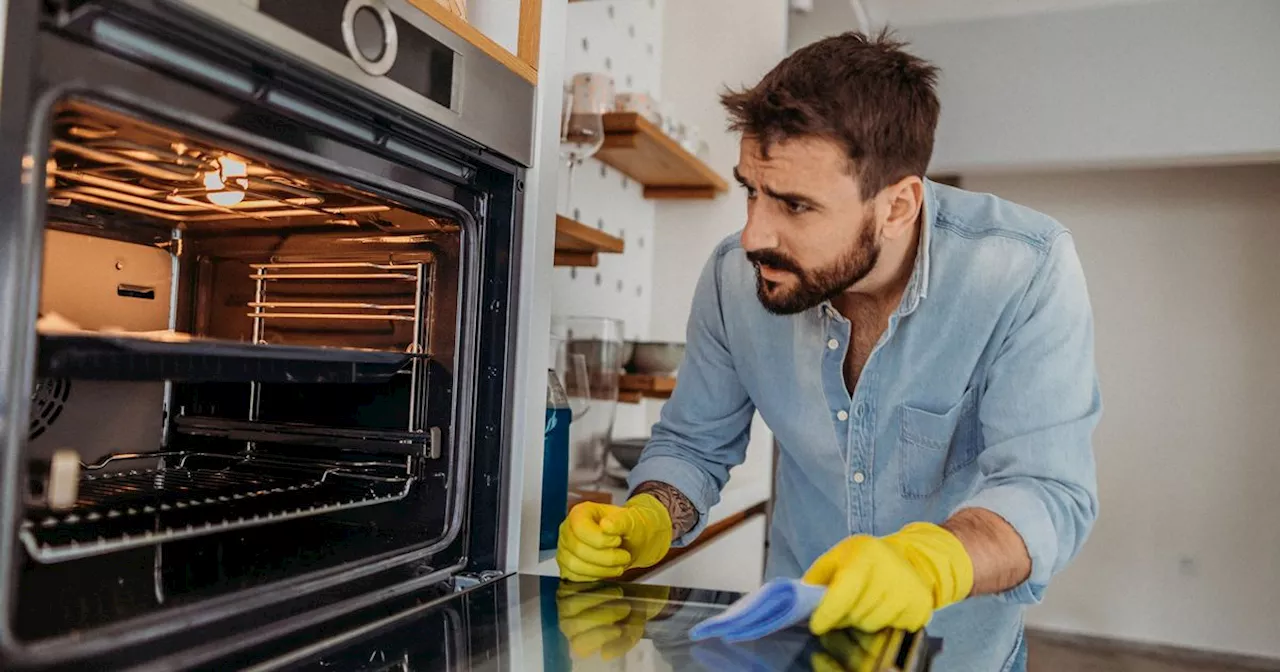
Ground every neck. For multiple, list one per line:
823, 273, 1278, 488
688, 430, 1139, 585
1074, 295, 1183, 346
842, 212, 921, 308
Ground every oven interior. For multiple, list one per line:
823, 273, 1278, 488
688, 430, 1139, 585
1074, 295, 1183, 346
15, 98, 473, 643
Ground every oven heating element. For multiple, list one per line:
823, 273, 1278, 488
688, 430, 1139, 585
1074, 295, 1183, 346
46, 110, 394, 228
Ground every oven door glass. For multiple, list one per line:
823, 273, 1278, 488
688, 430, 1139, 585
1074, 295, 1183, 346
0, 4, 520, 667
198, 575, 942, 672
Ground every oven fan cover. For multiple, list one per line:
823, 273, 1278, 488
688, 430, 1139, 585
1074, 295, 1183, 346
29, 378, 72, 440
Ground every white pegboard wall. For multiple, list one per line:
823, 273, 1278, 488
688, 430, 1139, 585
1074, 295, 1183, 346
554, 0, 666, 438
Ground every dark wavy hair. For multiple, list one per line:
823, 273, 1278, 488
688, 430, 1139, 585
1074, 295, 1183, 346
720, 29, 941, 200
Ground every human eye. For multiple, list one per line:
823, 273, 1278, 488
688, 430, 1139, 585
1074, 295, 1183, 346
784, 200, 810, 215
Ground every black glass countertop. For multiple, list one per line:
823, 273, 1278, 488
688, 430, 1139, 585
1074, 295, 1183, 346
206, 574, 938, 671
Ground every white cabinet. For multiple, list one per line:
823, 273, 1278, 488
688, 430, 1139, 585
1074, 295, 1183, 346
639, 515, 768, 593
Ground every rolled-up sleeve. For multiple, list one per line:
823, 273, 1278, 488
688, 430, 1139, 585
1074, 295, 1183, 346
959, 231, 1101, 604
626, 247, 755, 545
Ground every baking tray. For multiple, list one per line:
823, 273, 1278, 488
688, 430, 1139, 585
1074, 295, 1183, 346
36, 332, 412, 383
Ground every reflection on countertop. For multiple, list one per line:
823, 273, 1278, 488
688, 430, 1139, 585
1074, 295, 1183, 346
210, 574, 937, 671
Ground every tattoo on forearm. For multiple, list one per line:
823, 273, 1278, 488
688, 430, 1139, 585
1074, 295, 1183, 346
634, 481, 699, 537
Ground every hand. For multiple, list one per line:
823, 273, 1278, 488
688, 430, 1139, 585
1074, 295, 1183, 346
803, 522, 973, 635
809, 630, 902, 672
556, 582, 671, 660
556, 494, 673, 582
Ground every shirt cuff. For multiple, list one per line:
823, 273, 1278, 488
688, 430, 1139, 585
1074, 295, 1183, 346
955, 485, 1054, 605
626, 455, 722, 547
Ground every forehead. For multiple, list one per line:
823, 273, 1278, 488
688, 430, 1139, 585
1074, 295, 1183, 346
738, 135, 850, 179
737, 135, 855, 198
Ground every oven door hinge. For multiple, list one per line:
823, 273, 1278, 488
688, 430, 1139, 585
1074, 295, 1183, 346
451, 570, 506, 592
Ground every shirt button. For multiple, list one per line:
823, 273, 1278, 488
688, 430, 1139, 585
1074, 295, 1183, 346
836, 410, 849, 421
852, 471, 866, 484
827, 338, 839, 350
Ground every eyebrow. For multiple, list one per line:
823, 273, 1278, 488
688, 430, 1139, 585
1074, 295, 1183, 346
732, 167, 820, 208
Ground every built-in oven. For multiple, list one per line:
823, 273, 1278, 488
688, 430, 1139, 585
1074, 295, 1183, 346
0, 0, 533, 668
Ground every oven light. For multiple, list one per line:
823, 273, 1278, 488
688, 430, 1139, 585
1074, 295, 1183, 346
208, 189, 246, 207
202, 170, 225, 191
219, 155, 248, 178
203, 156, 250, 207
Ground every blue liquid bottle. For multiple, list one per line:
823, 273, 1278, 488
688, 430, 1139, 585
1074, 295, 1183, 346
540, 369, 572, 551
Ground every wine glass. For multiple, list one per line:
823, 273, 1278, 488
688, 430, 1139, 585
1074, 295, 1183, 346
552, 315, 625, 488
551, 334, 591, 421
559, 73, 614, 214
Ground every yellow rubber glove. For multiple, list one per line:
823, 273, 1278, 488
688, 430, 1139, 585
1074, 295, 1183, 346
556, 582, 670, 660
556, 494, 673, 582
803, 522, 973, 635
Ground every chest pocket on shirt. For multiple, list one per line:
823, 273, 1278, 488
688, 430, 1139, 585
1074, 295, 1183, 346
897, 388, 984, 499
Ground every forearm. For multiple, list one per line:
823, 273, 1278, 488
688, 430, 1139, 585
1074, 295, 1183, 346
942, 507, 1031, 596
632, 481, 699, 537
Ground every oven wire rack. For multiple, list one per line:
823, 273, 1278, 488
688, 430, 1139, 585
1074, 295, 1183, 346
21, 452, 414, 564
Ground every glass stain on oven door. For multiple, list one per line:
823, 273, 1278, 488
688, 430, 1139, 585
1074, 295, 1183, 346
16, 97, 469, 644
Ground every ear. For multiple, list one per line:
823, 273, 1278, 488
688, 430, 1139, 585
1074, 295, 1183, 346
878, 176, 925, 242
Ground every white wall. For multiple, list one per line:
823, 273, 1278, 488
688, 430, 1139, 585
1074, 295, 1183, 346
786, 0, 857, 54
465, 0, 520, 54
652, 0, 789, 342
651, 0, 791, 501
965, 165, 1280, 660
898, 0, 1280, 173
554, 0, 665, 442
863, 0, 1173, 27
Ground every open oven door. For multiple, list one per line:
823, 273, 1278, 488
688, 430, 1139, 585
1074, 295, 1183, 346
0, 1, 530, 669
174, 574, 942, 671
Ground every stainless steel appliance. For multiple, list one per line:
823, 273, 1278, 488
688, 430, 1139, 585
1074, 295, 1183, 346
0, 0, 530, 667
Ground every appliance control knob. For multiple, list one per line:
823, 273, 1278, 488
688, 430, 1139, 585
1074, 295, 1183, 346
342, 0, 398, 77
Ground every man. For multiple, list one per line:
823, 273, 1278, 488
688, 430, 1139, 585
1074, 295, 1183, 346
556, 30, 1100, 670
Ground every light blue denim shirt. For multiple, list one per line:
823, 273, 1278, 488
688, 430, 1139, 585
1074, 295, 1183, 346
627, 179, 1101, 671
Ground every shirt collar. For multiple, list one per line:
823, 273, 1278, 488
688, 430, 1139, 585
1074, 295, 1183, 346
896, 178, 936, 317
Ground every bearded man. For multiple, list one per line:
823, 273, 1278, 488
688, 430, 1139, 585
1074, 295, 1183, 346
556, 30, 1101, 671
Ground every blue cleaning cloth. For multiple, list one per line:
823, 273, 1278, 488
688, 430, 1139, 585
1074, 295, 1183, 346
689, 578, 827, 643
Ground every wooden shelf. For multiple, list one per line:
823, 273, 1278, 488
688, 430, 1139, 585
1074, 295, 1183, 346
554, 215, 624, 267
406, 0, 538, 83
617, 374, 677, 403
595, 113, 729, 200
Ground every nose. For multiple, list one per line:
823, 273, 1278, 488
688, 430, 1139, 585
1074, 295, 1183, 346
740, 201, 779, 253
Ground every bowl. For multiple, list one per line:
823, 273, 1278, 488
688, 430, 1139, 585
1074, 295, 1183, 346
609, 437, 649, 471
629, 341, 686, 375
566, 339, 628, 370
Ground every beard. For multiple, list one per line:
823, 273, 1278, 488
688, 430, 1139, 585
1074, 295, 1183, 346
746, 214, 880, 315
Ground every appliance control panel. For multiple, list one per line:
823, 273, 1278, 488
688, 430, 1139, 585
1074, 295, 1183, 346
164, 0, 535, 165
257, 0, 456, 111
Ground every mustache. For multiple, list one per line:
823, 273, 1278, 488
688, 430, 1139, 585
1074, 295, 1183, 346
745, 249, 803, 275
